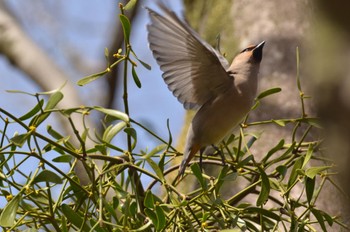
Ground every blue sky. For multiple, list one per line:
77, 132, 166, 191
0, 0, 185, 150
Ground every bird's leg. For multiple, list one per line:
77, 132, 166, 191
211, 144, 226, 165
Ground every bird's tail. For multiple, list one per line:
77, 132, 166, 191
178, 144, 201, 177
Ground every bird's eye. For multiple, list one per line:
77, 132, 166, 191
240, 46, 254, 53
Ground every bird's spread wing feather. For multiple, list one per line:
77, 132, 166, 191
147, 4, 231, 109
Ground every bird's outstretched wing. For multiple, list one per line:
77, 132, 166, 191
147, 4, 231, 110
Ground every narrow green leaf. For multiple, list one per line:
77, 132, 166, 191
10, 133, 30, 147
257, 166, 270, 206
274, 142, 295, 163
62, 204, 90, 231
273, 119, 287, 127
33, 170, 62, 184
132, 65, 142, 88
124, 127, 137, 150
146, 158, 164, 181
94, 106, 129, 122
322, 211, 334, 226
245, 207, 280, 221
124, 0, 137, 10
257, 87, 282, 100
45, 91, 63, 110
287, 157, 303, 190
61, 215, 68, 232
102, 121, 127, 143
142, 144, 167, 159
305, 176, 315, 204
144, 190, 155, 209
155, 205, 166, 231
131, 47, 152, 70
113, 196, 119, 209
119, 14, 131, 43
191, 163, 207, 190
19, 99, 44, 120
37, 82, 67, 95
102, 198, 118, 222
304, 118, 322, 128
144, 208, 157, 228
276, 165, 287, 179
296, 47, 301, 91
104, 47, 109, 63
215, 166, 231, 192
302, 144, 313, 168
6, 89, 36, 96
47, 125, 64, 140
0, 194, 21, 227
52, 155, 73, 163
138, 58, 152, 70
311, 208, 327, 232
77, 70, 108, 86
305, 166, 330, 179
262, 139, 284, 163
237, 155, 253, 168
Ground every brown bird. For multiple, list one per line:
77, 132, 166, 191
147, 4, 265, 176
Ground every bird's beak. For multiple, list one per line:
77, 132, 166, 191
252, 41, 265, 62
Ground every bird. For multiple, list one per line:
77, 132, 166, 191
146, 4, 265, 177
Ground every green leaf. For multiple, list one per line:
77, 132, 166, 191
262, 139, 284, 163
62, 204, 90, 231
296, 47, 301, 91
132, 65, 142, 88
47, 125, 64, 140
305, 166, 330, 179
303, 118, 322, 128
302, 144, 313, 168
94, 106, 129, 122
257, 166, 270, 206
276, 165, 287, 179
45, 91, 63, 110
19, 99, 44, 120
142, 144, 167, 159
144, 208, 157, 228
237, 155, 253, 168
52, 155, 73, 163
245, 207, 280, 221
137, 58, 152, 70
305, 176, 315, 204
287, 157, 303, 190
124, 127, 137, 150
130, 47, 152, 70
104, 47, 109, 64
256, 87, 282, 100
77, 70, 108, 86
272, 119, 287, 127
102, 121, 127, 143
0, 194, 21, 227
155, 205, 166, 231
146, 158, 164, 181
311, 208, 327, 232
119, 14, 131, 44
6, 89, 36, 96
191, 163, 207, 190
124, 0, 138, 10
102, 198, 118, 222
11, 133, 30, 147
144, 190, 155, 209
32, 170, 62, 184
215, 166, 231, 192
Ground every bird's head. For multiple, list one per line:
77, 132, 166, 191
229, 41, 265, 74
